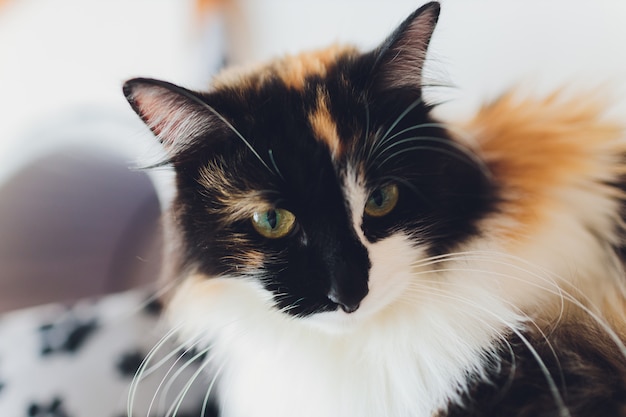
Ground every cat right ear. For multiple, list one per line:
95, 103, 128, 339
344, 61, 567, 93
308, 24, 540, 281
123, 78, 217, 156
370, 1, 440, 92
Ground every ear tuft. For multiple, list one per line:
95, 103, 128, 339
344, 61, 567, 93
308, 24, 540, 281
123, 78, 215, 155
373, 1, 440, 91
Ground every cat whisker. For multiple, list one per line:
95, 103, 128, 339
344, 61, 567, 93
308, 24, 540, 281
406, 283, 571, 417
408, 275, 568, 393
367, 97, 425, 162
268, 149, 285, 181
375, 134, 491, 179
378, 122, 448, 146
373, 143, 483, 178
375, 120, 481, 156
147, 337, 207, 417
165, 345, 215, 417
127, 324, 184, 417
411, 265, 566, 327
166, 320, 259, 417
200, 360, 227, 417
377, 98, 425, 147
458, 250, 626, 358
136, 293, 262, 416
409, 250, 626, 361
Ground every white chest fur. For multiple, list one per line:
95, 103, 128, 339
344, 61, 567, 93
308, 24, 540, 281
169, 261, 524, 417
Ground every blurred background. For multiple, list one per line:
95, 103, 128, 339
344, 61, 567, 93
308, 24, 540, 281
0, 0, 625, 312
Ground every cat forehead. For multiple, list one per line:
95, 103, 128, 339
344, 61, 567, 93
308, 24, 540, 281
212, 45, 359, 91
210, 45, 363, 160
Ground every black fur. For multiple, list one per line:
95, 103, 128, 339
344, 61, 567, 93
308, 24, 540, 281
443, 325, 626, 417
123, 1, 494, 318
158, 59, 493, 317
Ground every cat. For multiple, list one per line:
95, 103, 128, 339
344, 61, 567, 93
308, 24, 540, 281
123, 2, 626, 416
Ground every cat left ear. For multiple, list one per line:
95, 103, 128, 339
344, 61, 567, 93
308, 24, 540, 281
371, 1, 440, 92
123, 78, 218, 156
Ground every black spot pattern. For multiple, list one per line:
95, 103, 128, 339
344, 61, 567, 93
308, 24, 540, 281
39, 312, 98, 356
28, 397, 71, 417
158, 398, 219, 417
178, 346, 209, 364
0, 358, 5, 396
142, 297, 163, 316
116, 350, 146, 378
443, 326, 626, 417
116, 399, 219, 417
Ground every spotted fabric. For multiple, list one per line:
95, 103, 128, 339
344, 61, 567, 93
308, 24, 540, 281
0, 290, 214, 417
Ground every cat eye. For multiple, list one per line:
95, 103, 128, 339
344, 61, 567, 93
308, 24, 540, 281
251, 208, 297, 239
364, 183, 399, 217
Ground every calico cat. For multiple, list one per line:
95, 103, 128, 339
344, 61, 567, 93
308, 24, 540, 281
123, 2, 626, 416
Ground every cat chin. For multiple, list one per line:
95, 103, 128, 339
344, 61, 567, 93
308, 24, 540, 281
301, 309, 364, 335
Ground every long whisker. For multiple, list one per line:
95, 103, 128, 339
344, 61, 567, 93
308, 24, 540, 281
373, 135, 492, 179
406, 283, 570, 417
410, 250, 626, 358
200, 359, 228, 417
369, 97, 424, 159
165, 318, 258, 417
381, 122, 478, 149
412, 253, 568, 327
374, 144, 480, 175
268, 149, 285, 181
165, 345, 215, 417
410, 275, 567, 393
127, 324, 183, 417
381, 120, 480, 152
147, 337, 206, 417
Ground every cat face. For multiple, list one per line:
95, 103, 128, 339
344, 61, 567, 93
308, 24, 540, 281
124, 2, 493, 326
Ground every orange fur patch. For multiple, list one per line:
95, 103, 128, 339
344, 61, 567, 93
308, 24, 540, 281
213, 45, 358, 91
198, 163, 271, 222
195, 0, 225, 14
271, 45, 358, 90
308, 87, 343, 157
464, 90, 626, 241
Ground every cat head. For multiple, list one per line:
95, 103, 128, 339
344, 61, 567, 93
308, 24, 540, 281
124, 2, 493, 329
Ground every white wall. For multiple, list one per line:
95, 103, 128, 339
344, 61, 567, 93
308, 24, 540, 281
1, 0, 625, 196
0, 0, 200, 186
230, 0, 626, 117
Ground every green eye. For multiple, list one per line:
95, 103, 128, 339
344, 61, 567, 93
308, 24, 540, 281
364, 183, 399, 217
251, 208, 296, 238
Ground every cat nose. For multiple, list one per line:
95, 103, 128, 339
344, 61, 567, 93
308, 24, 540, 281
327, 280, 368, 314
328, 290, 361, 313
321, 233, 370, 314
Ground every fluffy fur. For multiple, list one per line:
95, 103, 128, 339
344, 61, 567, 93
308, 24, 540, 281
124, 2, 626, 416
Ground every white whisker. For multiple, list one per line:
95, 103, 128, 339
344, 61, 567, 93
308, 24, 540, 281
200, 359, 228, 417
165, 346, 216, 417
147, 336, 206, 417
367, 97, 424, 163
405, 283, 571, 417
409, 249, 626, 361
127, 324, 183, 417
